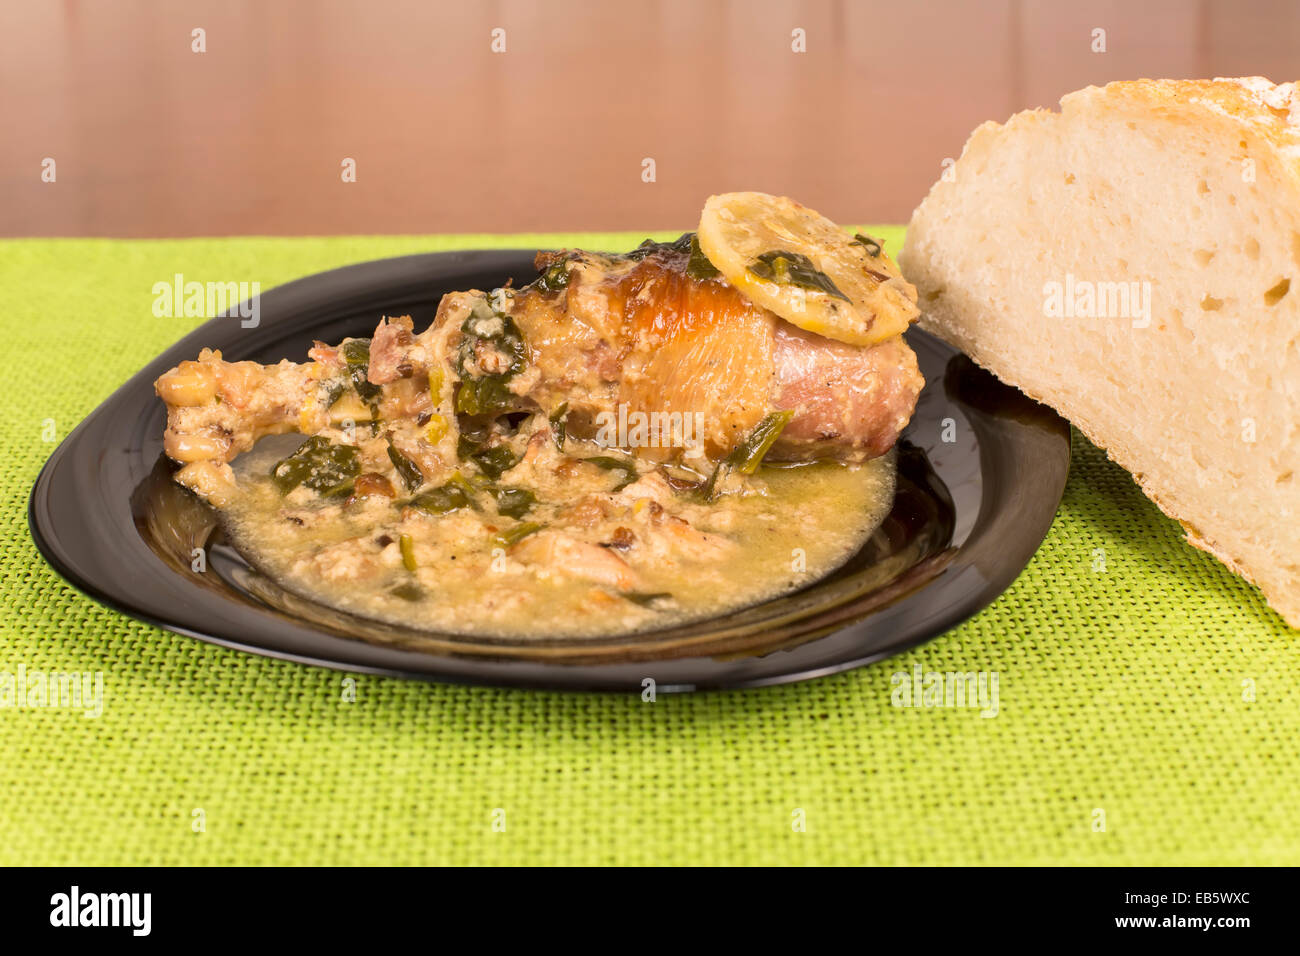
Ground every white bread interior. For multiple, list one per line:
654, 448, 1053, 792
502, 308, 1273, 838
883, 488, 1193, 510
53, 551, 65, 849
900, 77, 1300, 628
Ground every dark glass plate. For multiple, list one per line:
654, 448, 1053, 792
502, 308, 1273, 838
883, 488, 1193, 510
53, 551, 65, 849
29, 250, 1069, 692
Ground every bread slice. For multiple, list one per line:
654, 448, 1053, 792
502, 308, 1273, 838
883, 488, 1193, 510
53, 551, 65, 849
900, 77, 1300, 628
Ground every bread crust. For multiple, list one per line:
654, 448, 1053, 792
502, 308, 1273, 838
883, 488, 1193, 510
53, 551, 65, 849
1078, 77, 1300, 159
902, 77, 1300, 628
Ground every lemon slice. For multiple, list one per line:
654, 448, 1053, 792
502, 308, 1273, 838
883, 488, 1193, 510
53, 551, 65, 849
697, 192, 919, 346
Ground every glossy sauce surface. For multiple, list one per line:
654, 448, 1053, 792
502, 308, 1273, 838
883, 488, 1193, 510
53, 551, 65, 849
220, 437, 897, 639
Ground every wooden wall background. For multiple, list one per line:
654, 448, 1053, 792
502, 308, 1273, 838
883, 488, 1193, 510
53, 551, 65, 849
3, 0, 1298, 236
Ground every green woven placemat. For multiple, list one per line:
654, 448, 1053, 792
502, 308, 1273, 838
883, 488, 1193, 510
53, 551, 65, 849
0, 231, 1294, 866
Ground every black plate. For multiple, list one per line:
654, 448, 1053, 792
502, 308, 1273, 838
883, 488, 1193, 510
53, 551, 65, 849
29, 250, 1069, 692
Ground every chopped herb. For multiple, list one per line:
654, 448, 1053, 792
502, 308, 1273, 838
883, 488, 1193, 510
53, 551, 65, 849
386, 441, 424, 492
701, 410, 795, 501
456, 416, 491, 459
316, 479, 353, 500
493, 487, 537, 519
621, 233, 694, 262
685, 233, 721, 280
456, 376, 517, 416
622, 238, 659, 260
447, 472, 479, 494
748, 250, 851, 302
699, 467, 726, 503
729, 409, 795, 475
549, 402, 569, 450
493, 522, 544, 549
339, 338, 383, 409
321, 379, 348, 410
536, 261, 571, 293
472, 444, 521, 480
853, 233, 883, 257
409, 480, 475, 515
271, 436, 361, 495
582, 455, 637, 490
455, 299, 528, 416
390, 582, 423, 601
399, 533, 418, 571
341, 338, 371, 367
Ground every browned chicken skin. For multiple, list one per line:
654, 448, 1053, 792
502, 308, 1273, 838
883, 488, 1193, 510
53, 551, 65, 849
499, 239, 922, 461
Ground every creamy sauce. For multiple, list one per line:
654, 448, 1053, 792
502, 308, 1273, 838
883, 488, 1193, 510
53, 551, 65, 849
221, 437, 896, 640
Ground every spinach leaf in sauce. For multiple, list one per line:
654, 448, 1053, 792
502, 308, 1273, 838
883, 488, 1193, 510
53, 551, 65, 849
321, 378, 348, 411
549, 402, 569, 450
582, 455, 638, 490
471, 444, 521, 480
271, 436, 361, 496
701, 410, 795, 501
409, 479, 477, 515
492, 521, 544, 549
535, 261, 571, 293
389, 582, 423, 602
456, 416, 492, 460
386, 441, 425, 493
493, 487, 537, 519
455, 299, 528, 417
342, 338, 383, 410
